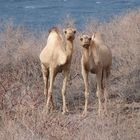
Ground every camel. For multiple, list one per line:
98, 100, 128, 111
79, 33, 112, 116
39, 27, 76, 114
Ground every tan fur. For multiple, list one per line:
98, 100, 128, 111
40, 27, 76, 114
79, 33, 112, 116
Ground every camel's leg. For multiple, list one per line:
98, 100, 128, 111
41, 64, 49, 97
41, 64, 55, 110
82, 66, 89, 116
103, 70, 108, 115
61, 69, 69, 114
45, 67, 55, 114
96, 69, 104, 116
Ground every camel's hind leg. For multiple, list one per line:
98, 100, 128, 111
82, 66, 89, 116
61, 69, 69, 114
45, 67, 55, 114
41, 64, 49, 97
103, 69, 108, 115
41, 64, 55, 111
96, 68, 104, 116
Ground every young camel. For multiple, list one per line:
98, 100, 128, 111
40, 27, 76, 114
79, 33, 112, 116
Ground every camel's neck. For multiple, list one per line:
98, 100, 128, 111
82, 47, 89, 55
65, 40, 73, 57
82, 47, 90, 60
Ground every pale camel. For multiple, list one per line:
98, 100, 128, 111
79, 33, 112, 116
39, 27, 76, 114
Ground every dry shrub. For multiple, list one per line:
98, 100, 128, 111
0, 10, 140, 140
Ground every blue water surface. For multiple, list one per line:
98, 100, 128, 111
0, 0, 139, 30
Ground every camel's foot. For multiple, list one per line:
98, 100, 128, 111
98, 108, 103, 117
103, 108, 108, 117
42, 108, 49, 115
62, 111, 69, 115
49, 107, 54, 113
62, 111, 66, 115
42, 104, 50, 114
50, 103, 55, 111
44, 91, 48, 99
82, 110, 87, 117
62, 106, 69, 115
65, 106, 69, 112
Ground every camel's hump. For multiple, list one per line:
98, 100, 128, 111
48, 27, 59, 34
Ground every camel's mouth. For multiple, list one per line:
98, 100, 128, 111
67, 36, 75, 40
83, 44, 90, 48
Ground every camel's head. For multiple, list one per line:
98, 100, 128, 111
79, 35, 91, 49
63, 28, 76, 41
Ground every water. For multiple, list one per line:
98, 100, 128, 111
0, 0, 140, 30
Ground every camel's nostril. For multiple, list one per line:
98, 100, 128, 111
68, 36, 74, 40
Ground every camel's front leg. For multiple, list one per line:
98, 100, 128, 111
82, 65, 89, 116
45, 68, 55, 114
61, 69, 69, 114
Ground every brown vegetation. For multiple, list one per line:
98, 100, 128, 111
0, 10, 140, 140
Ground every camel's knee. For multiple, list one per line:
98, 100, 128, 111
61, 88, 66, 95
85, 91, 89, 99
48, 88, 52, 95
44, 88, 47, 96
96, 90, 101, 98
104, 89, 108, 98
96, 90, 104, 103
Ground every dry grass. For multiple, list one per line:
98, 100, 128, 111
0, 9, 140, 140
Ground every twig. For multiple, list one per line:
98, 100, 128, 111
70, 73, 81, 81
0, 81, 7, 93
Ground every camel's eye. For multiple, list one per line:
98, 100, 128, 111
80, 38, 83, 41
74, 30, 76, 34
64, 30, 67, 34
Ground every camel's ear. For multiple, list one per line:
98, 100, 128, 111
63, 29, 67, 34
92, 33, 95, 40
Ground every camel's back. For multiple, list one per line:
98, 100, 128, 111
40, 31, 67, 67
92, 34, 112, 68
